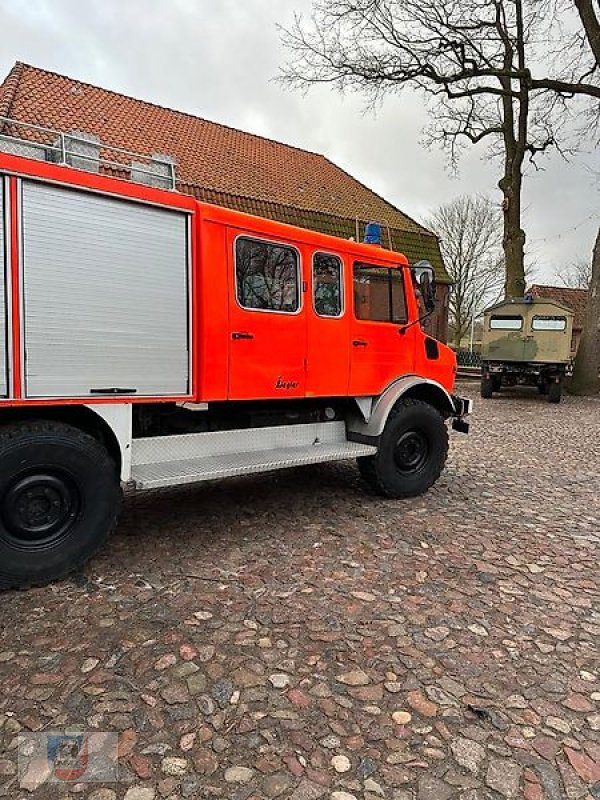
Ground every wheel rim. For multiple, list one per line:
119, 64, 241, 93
393, 430, 429, 474
1, 470, 81, 550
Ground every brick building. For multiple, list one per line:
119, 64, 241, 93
528, 284, 588, 355
0, 62, 451, 340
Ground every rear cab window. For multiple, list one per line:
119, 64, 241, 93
235, 236, 300, 313
353, 263, 407, 323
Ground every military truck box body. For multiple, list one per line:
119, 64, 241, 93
482, 298, 574, 364
480, 297, 574, 403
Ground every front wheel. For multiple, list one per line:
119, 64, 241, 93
0, 421, 121, 590
357, 399, 449, 498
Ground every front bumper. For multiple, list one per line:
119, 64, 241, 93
450, 394, 472, 433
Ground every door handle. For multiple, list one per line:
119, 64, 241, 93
232, 332, 254, 340
352, 340, 368, 347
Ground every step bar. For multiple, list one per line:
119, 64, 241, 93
130, 422, 377, 490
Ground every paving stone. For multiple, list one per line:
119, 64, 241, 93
331, 755, 352, 773
124, 789, 155, 800
417, 776, 454, 800
224, 766, 256, 784
485, 758, 521, 798
564, 747, 600, 783
88, 791, 118, 800
450, 737, 486, 774
336, 670, 370, 687
262, 772, 294, 797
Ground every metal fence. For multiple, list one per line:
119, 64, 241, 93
455, 349, 482, 368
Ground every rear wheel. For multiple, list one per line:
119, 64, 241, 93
480, 376, 494, 398
547, 381, 562, 404
0, 421, 121, 590
357, 399, 448, 498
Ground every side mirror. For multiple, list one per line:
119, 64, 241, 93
412, 260, 436, 313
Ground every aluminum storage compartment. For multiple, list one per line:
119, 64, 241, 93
21, 181, 190, 398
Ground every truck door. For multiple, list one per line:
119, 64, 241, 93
0, 179, 8, 397
349, 262, 413, 396
227, 232, 306, 400
306, 251, 350, 396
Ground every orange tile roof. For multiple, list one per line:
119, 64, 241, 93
0, 62, 449, 280
528, 284, 587, 329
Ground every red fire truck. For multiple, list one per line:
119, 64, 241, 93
0, 131, 471, 589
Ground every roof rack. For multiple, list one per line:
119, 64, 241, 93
0, 116, 177, 190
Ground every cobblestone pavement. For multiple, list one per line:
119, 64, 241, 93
1, 382, 599, 800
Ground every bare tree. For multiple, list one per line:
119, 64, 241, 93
426, 196, 504, 347
279, 1, 596, 298
555, 257, 592, 289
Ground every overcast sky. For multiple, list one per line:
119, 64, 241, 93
0, 0, 598, 283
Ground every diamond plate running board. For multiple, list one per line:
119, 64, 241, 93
130, 422, 377, 490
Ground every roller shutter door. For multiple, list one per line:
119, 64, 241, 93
22, 182, 189, 398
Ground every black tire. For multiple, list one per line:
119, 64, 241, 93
492, 376, 502, 392
0, 421, 121, 591
357, 399, 449, 499
547, 381, 562, 404
480, 376, 494, 398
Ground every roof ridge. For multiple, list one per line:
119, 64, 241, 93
0, 61, 26, 120
11, 61, 331, 162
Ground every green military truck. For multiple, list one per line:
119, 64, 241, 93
480, 296, 574, 403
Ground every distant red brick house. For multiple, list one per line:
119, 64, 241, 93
0, 62, 451, 340
528, 284, 587, 354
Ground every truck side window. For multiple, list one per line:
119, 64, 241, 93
532, 315, 567, 331
353, 263, 407, 324
235, 237, 300, 313
490, 315, 523, 330
313, 253, 343, 317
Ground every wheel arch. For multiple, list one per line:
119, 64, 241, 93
0, 404, 131, 481
348, 377, 455, 440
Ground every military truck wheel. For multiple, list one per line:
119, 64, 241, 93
492, 376, 502, 392
480, 376, 494, 398
357, 399, 448, 499
0, 421, 121, 591
547, 381, 562, 404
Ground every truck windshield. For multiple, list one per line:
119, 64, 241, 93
490, 315, 523, 330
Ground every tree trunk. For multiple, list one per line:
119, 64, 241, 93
500, 168, 526, 298
499, 3, 527, 301
570, 225, 600, 395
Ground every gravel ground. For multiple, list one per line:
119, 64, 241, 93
1, 381, 599, 800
